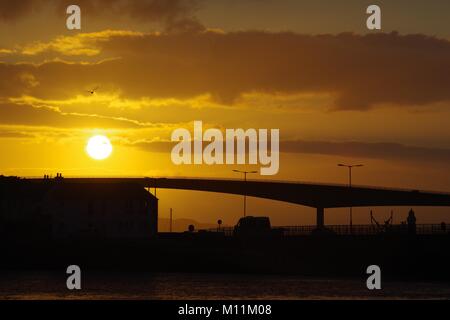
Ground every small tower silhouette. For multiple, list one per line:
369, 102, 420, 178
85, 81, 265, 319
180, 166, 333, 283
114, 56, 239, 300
407, 209, 416, 235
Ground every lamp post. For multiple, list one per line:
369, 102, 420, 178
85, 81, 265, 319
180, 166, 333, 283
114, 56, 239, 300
337, 164, 364, 231
233, 170, 257, 217
169, 208, 173, 233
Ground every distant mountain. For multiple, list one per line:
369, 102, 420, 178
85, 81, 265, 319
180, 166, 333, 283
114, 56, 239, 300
158, 218, 229, 232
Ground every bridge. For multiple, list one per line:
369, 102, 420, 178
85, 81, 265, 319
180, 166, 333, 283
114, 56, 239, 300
31, 177, 450, 229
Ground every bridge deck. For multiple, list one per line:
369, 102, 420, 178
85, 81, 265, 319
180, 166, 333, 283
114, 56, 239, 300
24, 177, 450, 229
26, 177, 450, 208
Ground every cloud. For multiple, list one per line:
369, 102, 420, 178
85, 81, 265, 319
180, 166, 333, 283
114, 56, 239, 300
0, 102, 152, 128
1, 31, 449, 110
20, 30, 145, 56
281, 140, 450, 165
0, 49, 15, 55
0, 128, 35, 138
128, 139, 174, 153
0, 0, 204, 32
0, 0, 44, 21
130, 138, 450, 165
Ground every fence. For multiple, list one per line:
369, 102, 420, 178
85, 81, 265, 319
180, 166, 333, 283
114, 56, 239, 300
206, 224, 450, 237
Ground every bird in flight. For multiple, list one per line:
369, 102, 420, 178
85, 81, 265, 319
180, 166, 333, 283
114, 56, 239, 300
87, 86, 100, 95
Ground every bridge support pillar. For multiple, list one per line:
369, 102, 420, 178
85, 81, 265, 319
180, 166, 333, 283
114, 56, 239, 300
316, 207, 324, 229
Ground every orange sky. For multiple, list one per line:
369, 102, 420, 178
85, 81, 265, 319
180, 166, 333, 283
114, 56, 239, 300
1, 0, 449, 227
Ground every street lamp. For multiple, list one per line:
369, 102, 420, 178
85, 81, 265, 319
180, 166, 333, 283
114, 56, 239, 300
233, 170, 257, 217
337, 164, 364, 231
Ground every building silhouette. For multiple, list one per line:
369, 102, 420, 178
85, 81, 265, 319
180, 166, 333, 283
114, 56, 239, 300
0, 176, 158, 240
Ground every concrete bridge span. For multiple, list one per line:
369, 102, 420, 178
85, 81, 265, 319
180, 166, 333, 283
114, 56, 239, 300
35, 177, 450, 229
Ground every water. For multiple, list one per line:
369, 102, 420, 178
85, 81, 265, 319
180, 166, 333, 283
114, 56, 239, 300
1, 272, 450, 300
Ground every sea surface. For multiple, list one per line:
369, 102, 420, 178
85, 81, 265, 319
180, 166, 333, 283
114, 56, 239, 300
1, 271, 450, 300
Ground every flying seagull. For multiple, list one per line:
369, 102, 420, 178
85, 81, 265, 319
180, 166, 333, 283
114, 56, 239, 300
87, 86, 100, 95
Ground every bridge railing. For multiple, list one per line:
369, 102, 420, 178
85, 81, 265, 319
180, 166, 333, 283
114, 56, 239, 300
206, 224, 450, 237
279, 224, 380, 236
17, 175, 450, 195
279, 224, 450, 236
208, 227, 234, 237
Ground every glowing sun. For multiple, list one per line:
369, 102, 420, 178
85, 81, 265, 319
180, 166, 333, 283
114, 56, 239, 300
86, 135, 113, 160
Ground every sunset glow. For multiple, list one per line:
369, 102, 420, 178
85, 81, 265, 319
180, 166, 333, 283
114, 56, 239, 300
0, 0, 449, 226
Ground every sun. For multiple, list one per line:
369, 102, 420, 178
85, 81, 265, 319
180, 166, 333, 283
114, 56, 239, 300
86, 135, 113, 160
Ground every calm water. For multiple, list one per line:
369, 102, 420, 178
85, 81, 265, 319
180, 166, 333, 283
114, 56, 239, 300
1, 272, 450, 300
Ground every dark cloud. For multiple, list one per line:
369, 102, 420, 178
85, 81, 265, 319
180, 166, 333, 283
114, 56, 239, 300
0, 0, 204, 32
131, 140, 173, 153
103, 31, 450, 109
0, 0, 44, 21
281, 140, 450, 164
1, 31, 450, 110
